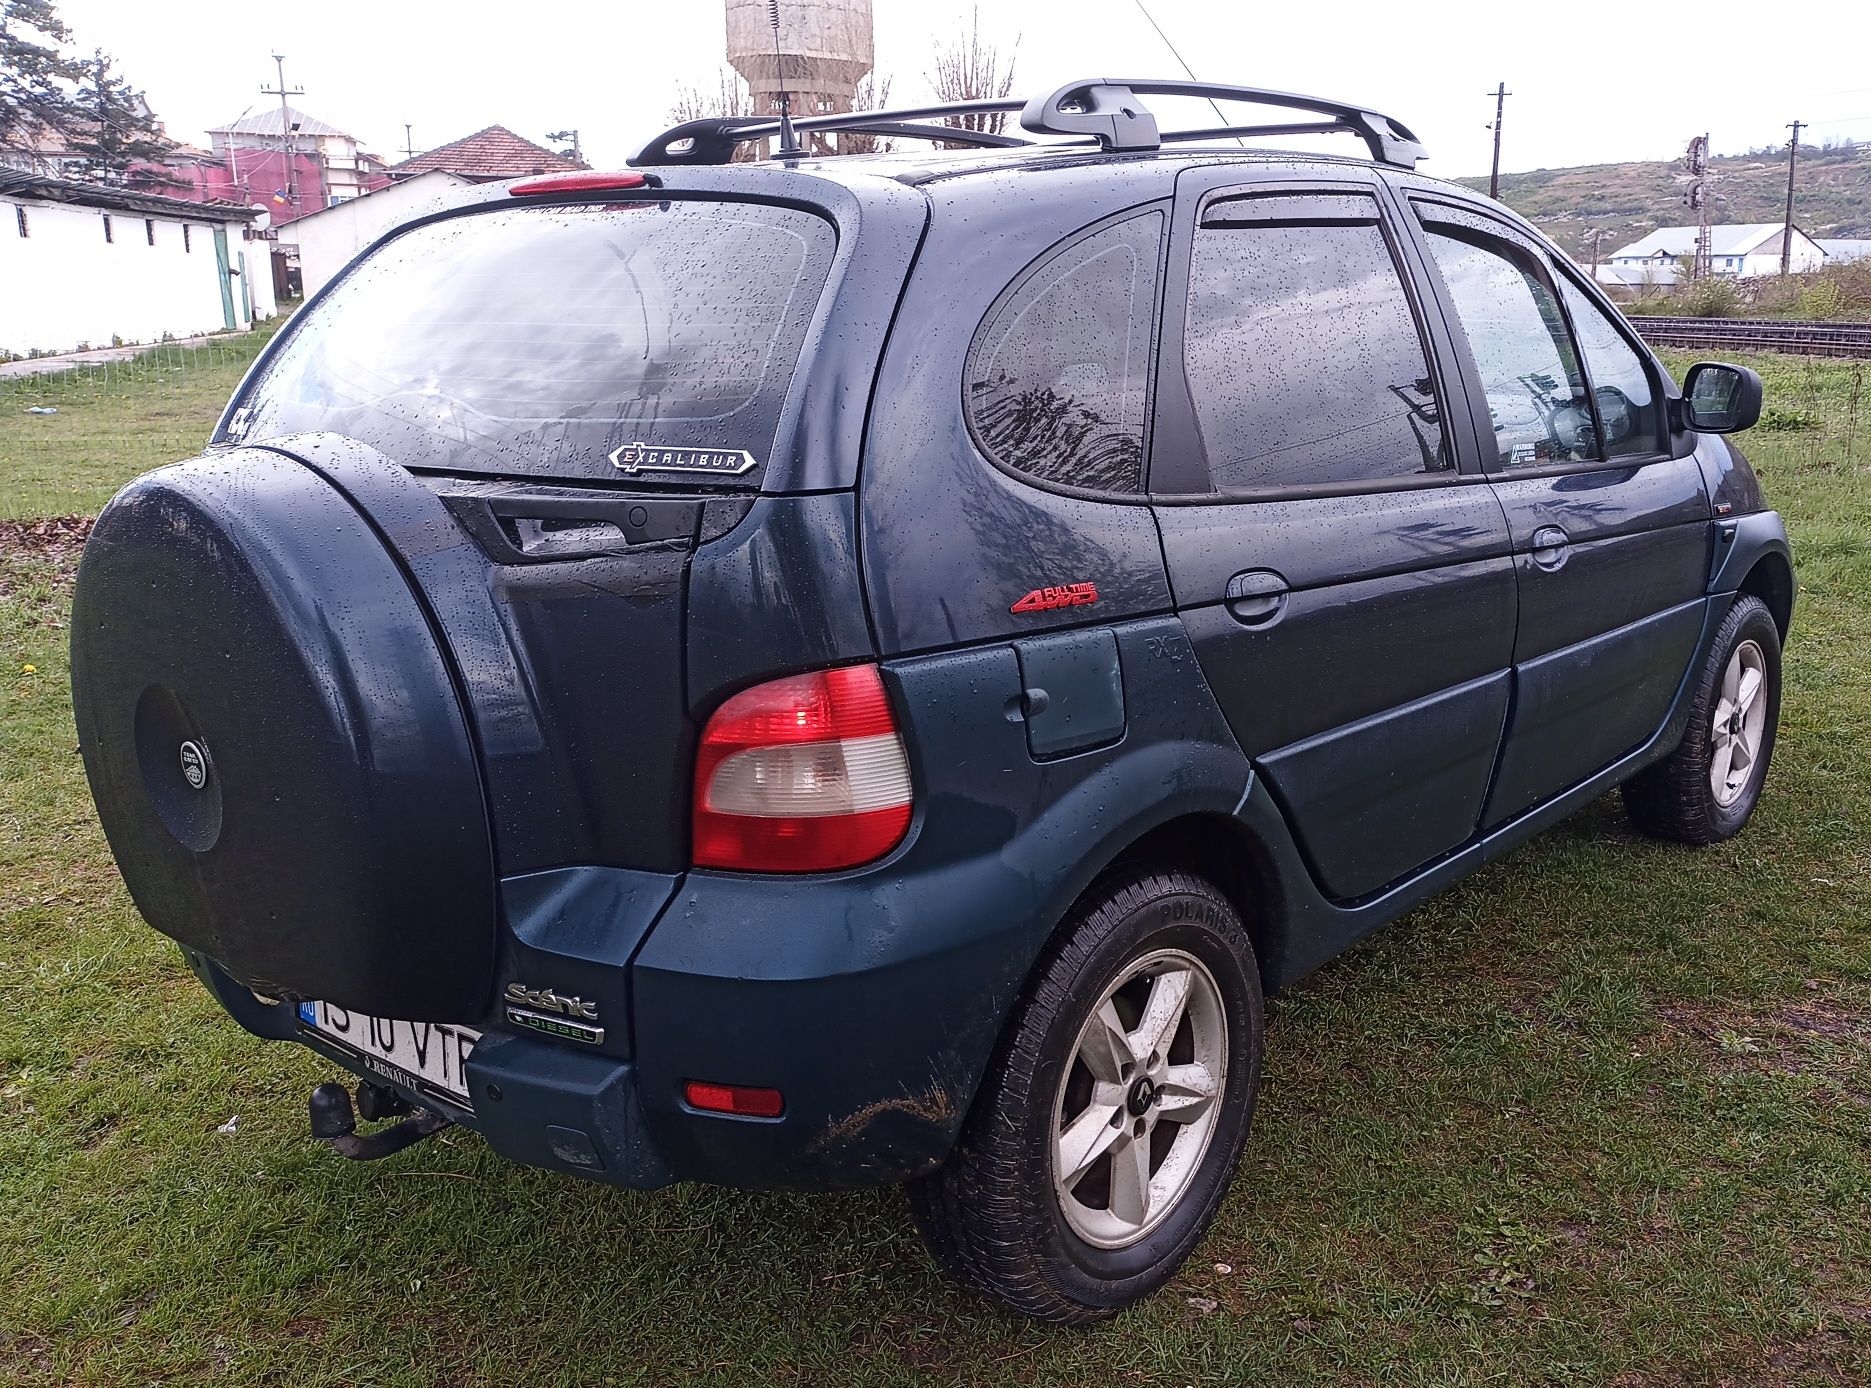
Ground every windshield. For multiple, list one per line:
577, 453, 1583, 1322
226, 199, 837, 485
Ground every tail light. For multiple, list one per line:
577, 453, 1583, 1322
692, 664, 912, 872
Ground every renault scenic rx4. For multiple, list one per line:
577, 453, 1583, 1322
71, 79, 1791, 1322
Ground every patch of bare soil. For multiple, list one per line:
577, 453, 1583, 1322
1657, 991, 1871, 1101
1608, 1302, 1871, 1386
0, 515, 93, 564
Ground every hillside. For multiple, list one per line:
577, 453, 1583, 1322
1455, 144, 1871, 258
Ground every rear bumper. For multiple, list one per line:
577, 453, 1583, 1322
188, 948, 680, 1187
187, 827, 1040, 1191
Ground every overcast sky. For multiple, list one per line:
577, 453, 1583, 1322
57, 0, 1871, 179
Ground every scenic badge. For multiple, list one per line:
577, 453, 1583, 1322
610, 442, 758, 477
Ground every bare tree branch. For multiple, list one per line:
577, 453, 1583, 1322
927, 5, 1018, 143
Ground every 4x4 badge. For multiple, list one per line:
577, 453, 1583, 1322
1011, 582, 1099, 614
610, 442, 757, 477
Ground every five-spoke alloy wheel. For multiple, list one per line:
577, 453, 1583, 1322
1053, 949, 1227, 1250
1709, 638, 1769, 808
1624, 593, 1782, 844
909, 867, 1263, 1323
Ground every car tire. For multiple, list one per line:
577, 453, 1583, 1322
1622, 594, 1782, 845
907, 866, 1263, 1323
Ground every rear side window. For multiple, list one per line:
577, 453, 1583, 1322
1180, 193, 1450, 492
965, 212, 1163, 494
227, 201, 836, 485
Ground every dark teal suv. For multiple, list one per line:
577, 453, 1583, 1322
69, 80, 1790, 1322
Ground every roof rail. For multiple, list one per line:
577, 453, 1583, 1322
629, 78, 1426, 170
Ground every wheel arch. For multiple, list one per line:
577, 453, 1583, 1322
1709, 510, 1794, 641
1736, 550, 1794, 640
1101, 812, 1289, 995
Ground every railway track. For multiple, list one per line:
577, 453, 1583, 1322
1628, 316, 1871, 358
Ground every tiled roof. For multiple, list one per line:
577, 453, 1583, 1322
389, 126, 586, 181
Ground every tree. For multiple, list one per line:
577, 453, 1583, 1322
66, 49, 175, 184
0, 0, 83, 161
928, 6, 1017, 144
667, 69, 755, 125
839, 71, 894, 155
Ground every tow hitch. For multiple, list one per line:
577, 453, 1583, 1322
309, 1080, 452, 1160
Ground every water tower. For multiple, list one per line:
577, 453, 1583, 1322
726, 0, 874, 131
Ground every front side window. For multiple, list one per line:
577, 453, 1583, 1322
1422, 228, 1593, 469
965, 212, 1163, 494
1180, 193, 1448, 491
1557, 276, 1666, 459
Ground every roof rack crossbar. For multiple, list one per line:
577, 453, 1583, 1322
631, 100, 1030, 166
1022, 79, 1427, 168
628, 78, 1426, 170
1162, 120, 1344, 144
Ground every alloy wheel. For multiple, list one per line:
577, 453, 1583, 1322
1710, 638, 1768, 808
1052, 948, 1227, 1250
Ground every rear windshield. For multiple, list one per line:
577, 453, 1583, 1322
225, 199, 836, 485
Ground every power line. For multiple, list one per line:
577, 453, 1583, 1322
1129, 0, 1240, 142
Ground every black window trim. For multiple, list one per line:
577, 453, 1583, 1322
1148, 175, 1472, 505
1408, 194, 1672, 477
959, 199, 1172, 507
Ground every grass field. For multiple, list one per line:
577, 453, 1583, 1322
0, 342, 1866, 1386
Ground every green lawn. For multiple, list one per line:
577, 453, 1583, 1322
0, 346, 1866, 1386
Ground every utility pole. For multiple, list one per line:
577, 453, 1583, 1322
260, 54, 304, 212
1586, 228, 1611, 280
1486, 82, 1510, 199
1781, 119, 1806, 275
401, 123, 418, 162
546, 128, 584, 164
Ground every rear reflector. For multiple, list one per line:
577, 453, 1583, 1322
508, 171, 651, 196
693, 664, 913, 872
684, 1080, 784, 1118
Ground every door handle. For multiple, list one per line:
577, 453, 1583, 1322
1530, 525, 1571, 571
1225, 570, 1289, 626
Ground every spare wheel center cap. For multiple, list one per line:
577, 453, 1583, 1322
179, 740, 210, 790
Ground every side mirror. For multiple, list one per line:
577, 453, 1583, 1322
1681, 362, 1763, 434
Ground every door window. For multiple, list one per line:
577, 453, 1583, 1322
965, 212, 1164, 494
1421, 228, 1593, 469
1178, 193, 1448, 492
1556, 276, 1666, 459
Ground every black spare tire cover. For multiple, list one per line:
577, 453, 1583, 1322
70, 449, 495, 1021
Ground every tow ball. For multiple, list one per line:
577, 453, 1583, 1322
308, 1080, 452, 1160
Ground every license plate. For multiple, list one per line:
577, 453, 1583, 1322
298, 1001, 481, 1107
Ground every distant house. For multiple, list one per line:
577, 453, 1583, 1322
0, 173, 274, 357
383, 125, 586, 184
1599, 223, 1827, 283
1816, 238, 1871, 265
292, 168, 474, 298
206, 105, 388, 216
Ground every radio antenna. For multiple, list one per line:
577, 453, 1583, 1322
769, 0, 802, 156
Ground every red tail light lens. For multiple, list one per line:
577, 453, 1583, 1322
692, 664, 912, 872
